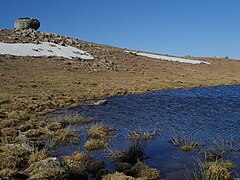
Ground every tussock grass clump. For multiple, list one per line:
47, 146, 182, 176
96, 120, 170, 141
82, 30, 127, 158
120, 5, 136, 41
19, 124, 31, 132
87, 123, 116, 139
203, 139, 235, 161
107, 145, 125, 161
64, 151, 91, 174
0, 168, 28, 179
116, 162, 132, 172
48, 128, 78, 149
129, 161, 160, 180
64, 151, 104, 176
25, 128, 45, 138
28, 148, 48, 164
28, 167, 67, 180
128, 128, 159, 142
0, 136, 18, 145
84, 139, 108, 151
120, 141, 145, 165
170, 133, 199, 152
0, 144, 30, 169
47, 121, 67, 131
0, 127, 18, 137
107, 141, 145, 165
103, 172, 135, 180
61, 114, 92, 124
194, 159, 234, 180
0, 119, 18, 128
6, 110, 29, 121
0, 168, 17, 179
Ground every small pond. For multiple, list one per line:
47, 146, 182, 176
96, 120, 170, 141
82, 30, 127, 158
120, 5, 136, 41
58, 85, 240, 179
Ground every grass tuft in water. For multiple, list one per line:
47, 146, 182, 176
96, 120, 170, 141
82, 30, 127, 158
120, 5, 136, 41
107, 145, 125, 161
48, 128, 78, 150
128, 128, 159, 142
170, 132, 199, 152
102, 172, 135, 180
84, 139, 108, 151
87, 123, 116, 139
203, 139, 236, 161
129, 160, 160, 180
63, 151, 92, 175
62, 114, 92, 124
191, 158, 234, 180
107, 140, 146, 165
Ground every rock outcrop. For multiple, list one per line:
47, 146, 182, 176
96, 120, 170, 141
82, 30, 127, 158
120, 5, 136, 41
14, 18, 40, 30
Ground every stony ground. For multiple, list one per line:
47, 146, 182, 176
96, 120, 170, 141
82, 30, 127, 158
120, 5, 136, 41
0, 29, 239, 179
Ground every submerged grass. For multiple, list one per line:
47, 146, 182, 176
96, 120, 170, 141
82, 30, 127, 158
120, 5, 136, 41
170, 132, 200, 152
107, 145, 125, 160
107, 140, 146, 165
128, 128, 159, 142
203, 139, 236, 161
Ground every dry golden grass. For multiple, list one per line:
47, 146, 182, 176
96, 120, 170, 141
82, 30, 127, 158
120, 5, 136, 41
170, 133, 199, 152
28, 167, 67, 180
0, 29, 240, 179
48, 128, 78, 149
62, 114, 92, 124
103, 172, 136, 180
128, 128, 159, 142
47, 121, 66, 131
0, 127, 18, 137
63, 151, 91, 174
193, 159, 234, 180
28, 149, 48, 165
25, 128, 45, 138
87, 123, 116, 139
0, 168, 18, 179
84, 139, 108, 151
130, 161, 160, 180
0, 144, 30, 169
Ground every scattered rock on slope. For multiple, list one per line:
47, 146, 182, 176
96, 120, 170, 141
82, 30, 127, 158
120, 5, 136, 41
14, 18, 40, 30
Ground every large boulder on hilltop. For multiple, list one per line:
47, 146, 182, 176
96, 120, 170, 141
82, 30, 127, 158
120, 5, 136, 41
14, 18, 40, 30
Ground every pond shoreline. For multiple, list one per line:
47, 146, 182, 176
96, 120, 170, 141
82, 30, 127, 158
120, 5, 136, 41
1, 83, 240, 179
1, 29, 240, 179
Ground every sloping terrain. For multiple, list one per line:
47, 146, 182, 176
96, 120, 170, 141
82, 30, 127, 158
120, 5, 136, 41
0, 29, 239, 117
0, 28, 240, 179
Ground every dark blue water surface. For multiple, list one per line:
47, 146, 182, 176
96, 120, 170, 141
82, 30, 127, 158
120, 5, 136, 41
61, 85, 240, 179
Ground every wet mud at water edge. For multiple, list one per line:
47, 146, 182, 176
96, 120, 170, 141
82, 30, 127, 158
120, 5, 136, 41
57, 85, 240, 179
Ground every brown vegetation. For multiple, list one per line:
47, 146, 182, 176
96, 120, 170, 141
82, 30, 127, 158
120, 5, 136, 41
0, 29, 240, 179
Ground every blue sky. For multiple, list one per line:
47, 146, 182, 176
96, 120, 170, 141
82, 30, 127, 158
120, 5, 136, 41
1, 0, 240, 59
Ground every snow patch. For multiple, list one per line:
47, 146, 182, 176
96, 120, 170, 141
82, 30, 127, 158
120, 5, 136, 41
0, 42, 94, 60
126, 51, 210, 65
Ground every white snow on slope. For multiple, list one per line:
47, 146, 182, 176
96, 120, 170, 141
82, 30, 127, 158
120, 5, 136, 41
0, 42, 94, 60
126, 51, 210, 65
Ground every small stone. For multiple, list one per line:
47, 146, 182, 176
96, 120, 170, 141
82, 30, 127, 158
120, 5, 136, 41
92, 99, 108, 106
